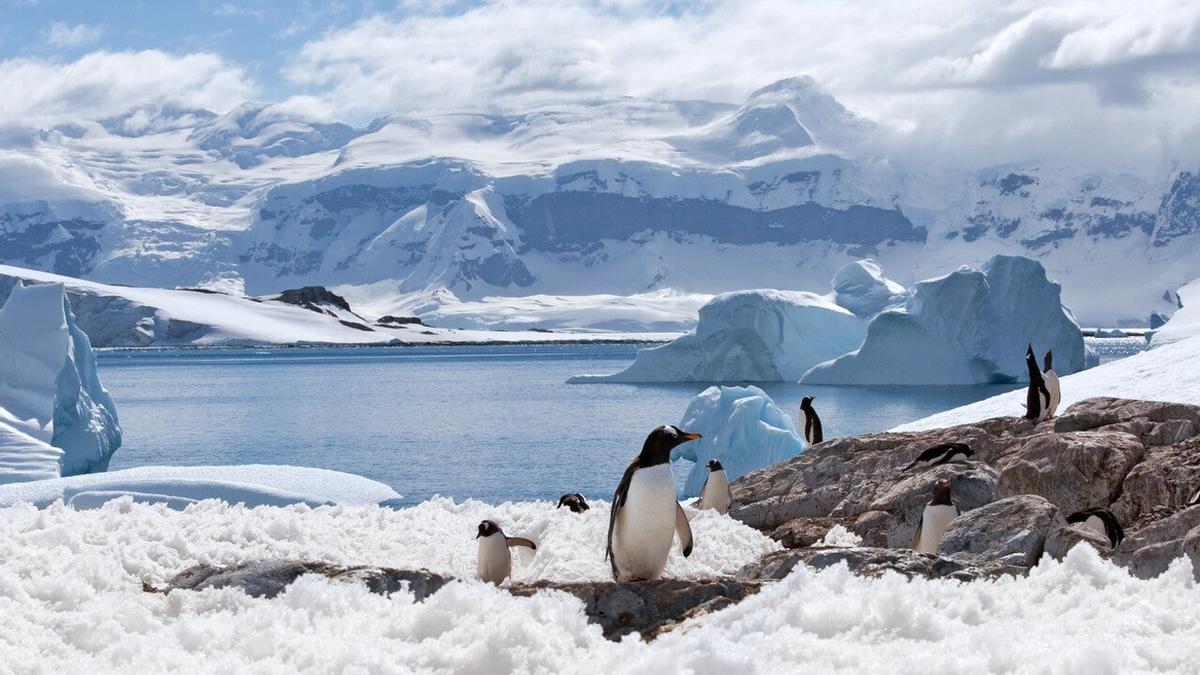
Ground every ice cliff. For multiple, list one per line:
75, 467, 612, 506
0, 281, 120, 483
802, 255, 1085, 385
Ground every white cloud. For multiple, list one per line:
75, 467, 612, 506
46, 21, 103, 48
0, 50, 254, 126
213, 3, 264, 20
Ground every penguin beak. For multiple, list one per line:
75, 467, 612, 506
681, 432, 702, 441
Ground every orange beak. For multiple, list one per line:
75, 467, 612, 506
681, 432, 702, 441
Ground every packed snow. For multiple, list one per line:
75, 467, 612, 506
804, 255, 1086, 385
0, 499, 1196, 672
672, 386, 806, 496
570, 289, 865, 383
894, 335, 1200, 432
1150, 278, 1200, 348
0, 465, 400, 509
0, 282, 119, 484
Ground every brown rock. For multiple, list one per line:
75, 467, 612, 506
994, 431, 1144, 514
936, 495, 1060, 567
768, 517, 854, 548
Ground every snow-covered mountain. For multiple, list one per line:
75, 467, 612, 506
1, 76, 1196, 326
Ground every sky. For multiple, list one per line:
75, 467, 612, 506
1, 0, 1199, 167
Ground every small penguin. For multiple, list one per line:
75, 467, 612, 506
1043, 350, 1061, 418
912, 479, 959, 555
696, 459, 732, 515
1189, 487, 1200, 507
1066, 508, 1124, 548
800, 396, 823, 445
902, 442, 973, 471
606, 425, 700, 581
476, 520, 537, 585
1023, 343, 1052, 421
556, 493, 590, 513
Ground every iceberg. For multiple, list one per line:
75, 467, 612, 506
570, 290, 866, 383
0, 281, 120, 484
803, 255, 1086, 385
672, 386, 805, 496
831, 259, 906, 317
1149, 278, 1200, 348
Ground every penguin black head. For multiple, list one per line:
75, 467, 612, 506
477, 520, 502, 538
1026, 342, 1035, 357
1043, 350, 1053, 372
706, 459, 724, 472
556, 493, 589, 513
800, 396, 816, 410
639, 425, 701, 466
931, 479, 953, 504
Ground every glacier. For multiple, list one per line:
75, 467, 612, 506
803, 255, 1086, 385
672, 386, 806, 497
0, 281, 120, 483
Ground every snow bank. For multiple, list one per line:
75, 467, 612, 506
804, 255, 1085, 385
1150, 278, 1200, 348
894, 335, 1200, 431
571, 289, 865, 382
0, 501, 1195, 672
832, 259, 906, 317
0, 465, 399, 508
0, 282, 119, 484
672, 386, 805, 496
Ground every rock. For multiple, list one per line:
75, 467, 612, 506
274, 286, 354, 314
1111, 506, 1200, 579
1111, 437, 1200, 525
768, 517, 855, 548
994, 431, 1143, 514
738, 547, 1022, 582
866, 463, 998, 548
1183, 526, 1200, 580
1044, 522, 1113, 560
150, 560, 451, 601
937, 495, 1059, 567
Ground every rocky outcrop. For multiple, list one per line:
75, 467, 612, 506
150, 560, 763, 641
731, 397, 1200, 578
273, 286, 354, 314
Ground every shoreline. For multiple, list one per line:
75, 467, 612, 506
94, 336, 674, 353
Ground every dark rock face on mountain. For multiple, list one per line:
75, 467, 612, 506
730, 397, 1200, 579
274, 286, 354, 314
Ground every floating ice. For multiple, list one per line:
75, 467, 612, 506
831, 259, 906, 317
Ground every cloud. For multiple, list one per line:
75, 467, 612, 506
0, 50, 254, 126
46, 22, 103, 48
212, 3, 264, 20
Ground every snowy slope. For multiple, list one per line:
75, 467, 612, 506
893, 335, 1200, 432
1149, 278, 1200, 348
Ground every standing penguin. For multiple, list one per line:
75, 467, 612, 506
1024, 344, 1052, 421
1066, 508, 1124, 548
696, 459, 732, 515
476, 520, 537, 585
912, 479, 959, 555
557, 493, 590, 513
606, 425, 700, 581
1043, 350, 1061, 418
800, 396, 823, 445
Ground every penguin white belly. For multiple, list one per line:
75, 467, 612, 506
477, 533, 511, 585
1045, 370, 1061, 417
915, 504, 958, 555
698, 470, 731, 515
614, 464, 678, 581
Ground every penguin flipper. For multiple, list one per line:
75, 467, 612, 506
697, 474, 710, 507
912, 511, 924, 550
505, 537, 537, 550
605, 460, 638, 579
674, 502, 693, 557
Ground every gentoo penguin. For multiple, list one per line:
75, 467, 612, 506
1023, 343, 1052, 421
696, 459, 732, 515
800, 396, 823, 445
1189, 487, 1200, 507
902, 442, 973, 471
1066, 508, 1124, 548
476, 520, 537, 585
556, 493, 590, 513
912, 479, 959, 555
1043, 350, 1061, 418
606, 425, 700, 581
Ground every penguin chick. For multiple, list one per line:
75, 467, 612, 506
476, 520, 536, 585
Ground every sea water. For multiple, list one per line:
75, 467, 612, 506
97, 344, 1014, 504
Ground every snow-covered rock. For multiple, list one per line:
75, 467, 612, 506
831, 259, 906, 317
803, 255, 1085, 385
570, 290, 865, 383
1150, 278, 1200, 348
672, 386, 805, 496
0, 281, 119, 484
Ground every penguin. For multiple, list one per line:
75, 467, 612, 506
696, 459, 732, 515
1066, 508, 1124, 548
902, 442, 973, 471
475, 520, 537, 585
1023, 343, 1052, 421
912, 479, 959, 555
800, 396, 823, 445
1043, 350, 1061, 418
606, 425, 700, 581
556, 493, 590, 513
1189, 487, 1200, 507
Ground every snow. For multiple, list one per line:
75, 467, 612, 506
894, 335, 1200, 432
570, 289, 865, 383
0, 499, 1196, 672
672, 386, 805, 496
0, 465, 400, 509
1150, 278, 1200, 348
831, 259, 906, 317
804, 255, 1086, 385
0, 281, 119, 484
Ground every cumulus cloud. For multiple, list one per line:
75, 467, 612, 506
46, 22, 103, 48
0, 50, 254, 127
